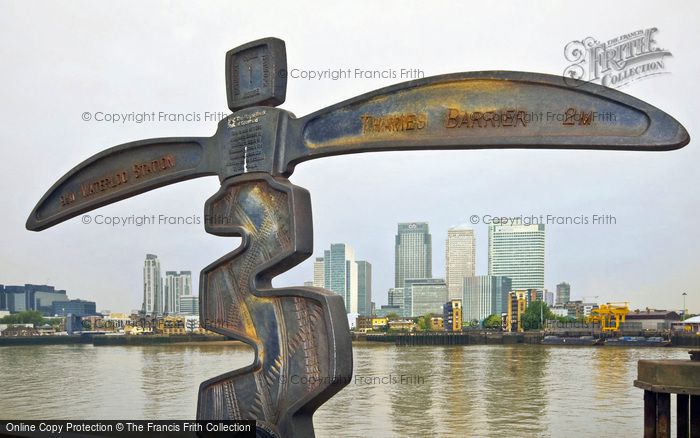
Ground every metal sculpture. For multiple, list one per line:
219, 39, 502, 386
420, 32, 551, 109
26, 37, 689, 437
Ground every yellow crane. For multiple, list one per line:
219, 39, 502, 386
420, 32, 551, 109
587, 302, 629, 332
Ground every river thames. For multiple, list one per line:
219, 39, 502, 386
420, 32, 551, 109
0, 342, 689, 436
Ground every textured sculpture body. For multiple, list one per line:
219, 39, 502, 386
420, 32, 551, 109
197, 175, 351, 437
26, 38, 688, 437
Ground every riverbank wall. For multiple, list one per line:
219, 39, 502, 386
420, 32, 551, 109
356, 332, 700, 347
359, 332, 543, 346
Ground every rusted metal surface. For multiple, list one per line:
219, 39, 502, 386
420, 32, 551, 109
225, 37, 287, 112
26, 37, 691, 437
283, 71, 689, 176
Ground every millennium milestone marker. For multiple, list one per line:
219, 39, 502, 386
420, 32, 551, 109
27, 38, 689, 437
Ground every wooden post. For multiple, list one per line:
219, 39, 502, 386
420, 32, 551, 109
657, 392, 671, 438
677, 393, 689, 437
691, 395, 699, 438
644, 390, 657, 438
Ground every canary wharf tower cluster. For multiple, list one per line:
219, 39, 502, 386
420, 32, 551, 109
311, 220, 547, 323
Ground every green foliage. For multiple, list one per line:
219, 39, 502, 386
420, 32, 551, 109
522, 301, 556, 331
44, 318, 63, 328
0, 310, 45, 326
555, 315, 575, 323
412, 313, 443, 331
385, 312, 400, 321
483, 314, 503, 329
416, 314, 431, 331
0, 312, 66, 330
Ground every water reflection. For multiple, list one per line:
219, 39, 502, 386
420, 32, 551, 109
437, 347, 479, 434
389, 346, 437, 436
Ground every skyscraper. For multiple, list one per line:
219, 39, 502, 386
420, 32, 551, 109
556, 282, 571, 305
179, 295, 199, 315
463, 275, 512, 323
403, 278, 447, 317
313, 257, 325, 288
388, 287, 404, 308
395, 222, 432, 288
544, 290, 555, 307
445, 225, 476, 300
164, 271, 178, 314
488, 222, 545, 290
324, 243, 358, 314
165, 271, 192, 314
142, 254, 162, 315
356, 261, 372, 316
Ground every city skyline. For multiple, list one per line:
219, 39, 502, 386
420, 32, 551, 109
316, 220, 540, 319
309, 218, 693, 319
317, 219, 548, 319
19, 216, 697, 317
32, 218, 675, 317
5, 209, 692, 317
12, 220, 541, 318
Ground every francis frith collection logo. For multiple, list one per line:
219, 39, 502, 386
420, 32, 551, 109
563, 27, 672, 88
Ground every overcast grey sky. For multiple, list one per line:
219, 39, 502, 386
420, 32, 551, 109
1, 1, 698, 314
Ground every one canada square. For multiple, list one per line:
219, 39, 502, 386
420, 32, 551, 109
395, 222, 432, 288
